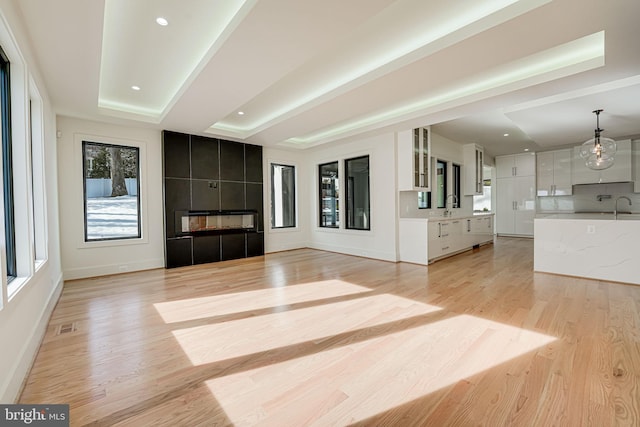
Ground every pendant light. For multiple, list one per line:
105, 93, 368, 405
579, 109, 616, 170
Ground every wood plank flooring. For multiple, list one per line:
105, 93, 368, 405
19, 238, 640, 426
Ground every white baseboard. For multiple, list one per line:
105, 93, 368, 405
63, 258, 164, 280
308, 242, 396, 263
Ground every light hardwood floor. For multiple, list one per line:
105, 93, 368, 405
20, 238, 640, 426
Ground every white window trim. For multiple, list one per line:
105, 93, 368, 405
74, 133, 149, 249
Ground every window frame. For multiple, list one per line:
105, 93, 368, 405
318, 161, 339, 228
82, 140, 141, 242
435, 158, 447, 209
75, 133, 148, 249
344, 155, 370, 231
0, 45, 15, 281
452, 163, 461, 209
270, 162, 297, 229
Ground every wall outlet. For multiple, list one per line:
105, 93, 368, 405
587, 225, 596, 234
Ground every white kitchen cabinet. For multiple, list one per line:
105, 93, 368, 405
496, 152, 536, 178
397, 127, 431, 191
428, 220, 450, 260
463, 144, 484, 195
464, 216, 494, 247
571, 140, 632, 185
537, 149, 572, 196
428, 214, 494, 262
496, 157, 535, 237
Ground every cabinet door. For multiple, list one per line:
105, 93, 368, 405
536, 152, 554, 196
398, 128, 431, 191
446, 220, 463, 254
496, 156, 514, 178
515, 153, 536, 176
516, 175, 536, 211
553, 149, 572, 195
496, 178, 515, 234
600, 140, 632, 183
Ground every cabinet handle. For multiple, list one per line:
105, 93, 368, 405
512, 166, 516, 176
438, 223, 441, 238
442, 246, 449, 251
467, 219, 471, 232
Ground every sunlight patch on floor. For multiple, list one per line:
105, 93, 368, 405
204, 314, 556, 426
154, 280, 372, 323
171, 292, 442, 366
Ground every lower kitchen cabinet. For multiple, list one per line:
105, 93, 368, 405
427, 214, 494, 263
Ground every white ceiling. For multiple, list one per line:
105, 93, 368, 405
15, 0, 640, 156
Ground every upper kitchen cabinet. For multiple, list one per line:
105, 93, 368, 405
463, 144, 484, 195
398, 127, 431, 191
496, 152, 536, 178
572, 140, 632, 185
537, 149, 572, 196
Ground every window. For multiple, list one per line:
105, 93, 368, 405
345, 155, 370, 230
82, 141, 141, 241
452, 163, 461, 209
418, 192, 430, 209
29, 84, 47, 263
435, 159, 447, 208
319, 161, 339, 228
0, 45, 15, 280
271, 163, 296, 228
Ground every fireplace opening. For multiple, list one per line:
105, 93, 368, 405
175, 210, 257, 236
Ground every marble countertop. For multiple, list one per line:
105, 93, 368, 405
537, 213, 640, 220
400, 212, 494, 222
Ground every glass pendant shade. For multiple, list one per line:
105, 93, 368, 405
579, 110, 616, 170
579, 136, 616, 170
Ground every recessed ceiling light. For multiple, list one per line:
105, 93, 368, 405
524, 148, 530, 152
503, 133, 509, 137
131, 85, 141, 91
156, 17, 168, 26
237, 111, 245, 115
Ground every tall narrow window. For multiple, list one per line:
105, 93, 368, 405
418, 192, 430, 209
452, 163, 461, 208
436, 159, 447, 208
319, 161, 339, 228
82, 141, 141, 241
0, 46, 15, 280
345, 155, 370, 230
271, 163, 296, 228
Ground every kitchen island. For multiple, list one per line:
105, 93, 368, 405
534, 213, 640, 285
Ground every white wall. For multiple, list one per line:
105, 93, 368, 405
0, 0, 63, 402
263, 147, 310, 253
305, 133, 398, 262
56, 116, 164, 279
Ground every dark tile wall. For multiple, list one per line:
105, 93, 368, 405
162, 130, 264, 268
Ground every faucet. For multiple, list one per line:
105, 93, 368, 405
614, 196, 632, 218
444, 194, 458, 217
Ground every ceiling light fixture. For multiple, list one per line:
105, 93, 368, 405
131, 85, 141, 91
156, 17, 169, 26
237, 111, 245, 115
503, 133, 509, 137
579, 109, 616, 170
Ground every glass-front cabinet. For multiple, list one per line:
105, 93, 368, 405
398, 126, 431, 191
